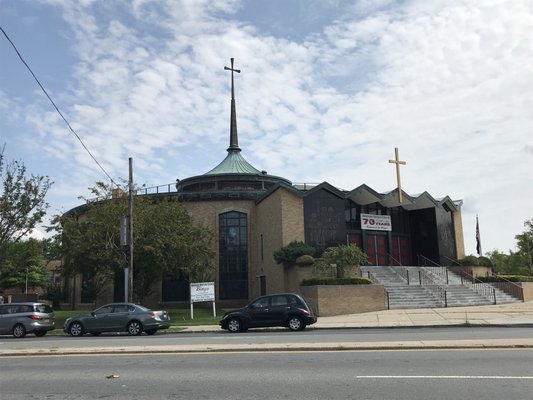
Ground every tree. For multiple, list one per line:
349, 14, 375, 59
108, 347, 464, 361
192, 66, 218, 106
51, 183, 215, 303
485, 219, 533, 276
515, 219, 533, 274
320, 244, 369, 278
0, 238, 50, 292
0, 147, 52, 262
273, 241, 316, 266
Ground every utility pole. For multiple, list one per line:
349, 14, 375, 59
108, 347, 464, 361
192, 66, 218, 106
128, 157, 134, 302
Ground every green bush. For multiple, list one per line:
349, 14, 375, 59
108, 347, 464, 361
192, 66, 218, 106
301, 277, 372, 286
477, 275, 533, 283
295, 255, 315, 266
458, 255, 492, 267
273, 241, 316, 266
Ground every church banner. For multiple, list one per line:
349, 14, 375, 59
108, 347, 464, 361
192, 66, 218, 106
361, 214, 392, 231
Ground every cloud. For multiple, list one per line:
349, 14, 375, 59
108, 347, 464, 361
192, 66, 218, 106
4, 0, 532, 253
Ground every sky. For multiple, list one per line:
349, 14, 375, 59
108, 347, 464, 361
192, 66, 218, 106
0, 0, 531, 256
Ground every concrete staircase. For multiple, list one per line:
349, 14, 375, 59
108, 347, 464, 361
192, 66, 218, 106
361, 265, 522, 309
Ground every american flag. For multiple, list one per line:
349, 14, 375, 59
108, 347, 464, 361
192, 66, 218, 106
476, 215, 482, 256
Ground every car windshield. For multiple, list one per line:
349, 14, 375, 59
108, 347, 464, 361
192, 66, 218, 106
135, 305, 149, 311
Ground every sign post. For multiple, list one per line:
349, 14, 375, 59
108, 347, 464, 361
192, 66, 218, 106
190, 282, 216, 319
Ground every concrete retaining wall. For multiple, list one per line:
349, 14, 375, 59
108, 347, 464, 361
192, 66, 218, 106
301, 284, 386, 317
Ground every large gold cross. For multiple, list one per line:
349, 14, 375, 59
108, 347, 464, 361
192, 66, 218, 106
389, 147, 406, 203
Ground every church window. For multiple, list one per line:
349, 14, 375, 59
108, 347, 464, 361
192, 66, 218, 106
219, 211, 248, 299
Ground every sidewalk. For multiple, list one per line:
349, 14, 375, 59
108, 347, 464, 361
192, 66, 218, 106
181, 301, 533, 332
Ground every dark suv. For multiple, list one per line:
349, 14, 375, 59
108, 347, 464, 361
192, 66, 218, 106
220, 293, 317, 333
0, 302, 55, 338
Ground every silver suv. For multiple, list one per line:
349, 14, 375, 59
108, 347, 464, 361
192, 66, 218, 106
0, 302, 55, 338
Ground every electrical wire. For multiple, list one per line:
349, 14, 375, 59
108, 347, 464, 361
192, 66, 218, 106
0, 25, 118, 186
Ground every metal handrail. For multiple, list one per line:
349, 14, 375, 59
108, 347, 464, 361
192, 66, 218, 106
418, 254, 496, 304
417, 254, 441, 267
387, 254, 410, 284
388, 253, 404, 267
417, 269, 447, 307
442, 255, 524, 302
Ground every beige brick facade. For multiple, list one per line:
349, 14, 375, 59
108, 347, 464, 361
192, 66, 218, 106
453, 209, 465, 259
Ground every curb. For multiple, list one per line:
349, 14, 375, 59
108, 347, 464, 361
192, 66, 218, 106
2, 339, 533, 357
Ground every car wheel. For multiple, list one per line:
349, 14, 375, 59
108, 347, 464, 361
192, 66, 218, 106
227, 317, 242, 333
34, 330, 47, 337
127, 320, 143, 336
145, 329, 157, 335
69, 321, 84, 337
287, 315, 305, 331
90, 332, 101, 336
12, 323, 26, 338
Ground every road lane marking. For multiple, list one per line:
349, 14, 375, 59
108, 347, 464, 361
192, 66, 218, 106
356, 376, 533, 380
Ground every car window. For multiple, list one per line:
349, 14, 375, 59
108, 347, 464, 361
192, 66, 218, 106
251, 297, 269, 308
34, 304, 53, 313
0, 305, 6, 315
127, 305, 136, 312
94, 305, 113, 315
13, 305, 32, 313
288, 295, 303, 306
113, 305, 129, 313
271, 295, 288, 307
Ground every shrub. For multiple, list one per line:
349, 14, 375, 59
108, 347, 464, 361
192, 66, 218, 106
295, 254, 315, 266
458, 255, 492, 268
301, 277, 373, 286
273, 241, 316, 266
321, 244, 369, 278
477, 275, 533, 283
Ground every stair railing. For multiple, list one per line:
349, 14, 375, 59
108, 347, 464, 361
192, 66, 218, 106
387, 254, 410, 285
441, 255, 524, 302
417, 255, 449, 284
417, 268, 447, 307
419, 254, 497, 304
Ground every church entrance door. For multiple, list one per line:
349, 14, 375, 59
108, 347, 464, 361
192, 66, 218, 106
391, 235, 410, 265
366, 234, 387, 266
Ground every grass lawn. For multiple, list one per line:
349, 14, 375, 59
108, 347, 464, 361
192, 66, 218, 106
51, 307, 223, 336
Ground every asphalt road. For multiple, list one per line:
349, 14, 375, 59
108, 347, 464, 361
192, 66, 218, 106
0, 326, 531, 351
1, 349, 532, 399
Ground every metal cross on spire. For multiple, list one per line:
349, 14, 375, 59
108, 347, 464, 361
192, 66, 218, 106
389, 147, 406, 203
224, 58, 241, 151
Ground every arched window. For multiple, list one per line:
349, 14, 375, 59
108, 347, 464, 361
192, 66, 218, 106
219, 211, 248, 299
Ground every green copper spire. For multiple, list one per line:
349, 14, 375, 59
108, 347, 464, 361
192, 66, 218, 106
204, 58, 261, 176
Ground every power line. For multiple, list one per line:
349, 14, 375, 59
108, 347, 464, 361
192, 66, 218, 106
0, 25, 118, 186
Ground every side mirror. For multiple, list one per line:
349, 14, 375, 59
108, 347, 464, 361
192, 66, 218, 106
91, 312, 96, 317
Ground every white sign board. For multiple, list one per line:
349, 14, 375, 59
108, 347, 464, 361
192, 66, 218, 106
190, 282, 216, 319
361, 213, 392, 231
190, 282, 215, 303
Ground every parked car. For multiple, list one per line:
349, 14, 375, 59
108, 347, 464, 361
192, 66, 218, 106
64, 303, 170, 337
220, 293, 317, 333
0, 302, 55, 338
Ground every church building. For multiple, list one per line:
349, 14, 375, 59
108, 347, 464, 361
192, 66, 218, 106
65, 59, 465, 308
160, 59, 465, 305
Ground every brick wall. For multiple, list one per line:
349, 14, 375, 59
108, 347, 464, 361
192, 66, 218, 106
519, 282, 533, 301
301, 284, 386, 316
453, 209, 465, 259
255, 188, 305, 296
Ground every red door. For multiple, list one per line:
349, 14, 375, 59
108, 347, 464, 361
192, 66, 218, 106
391, 236, 410, 265
366, 235, 387, 266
